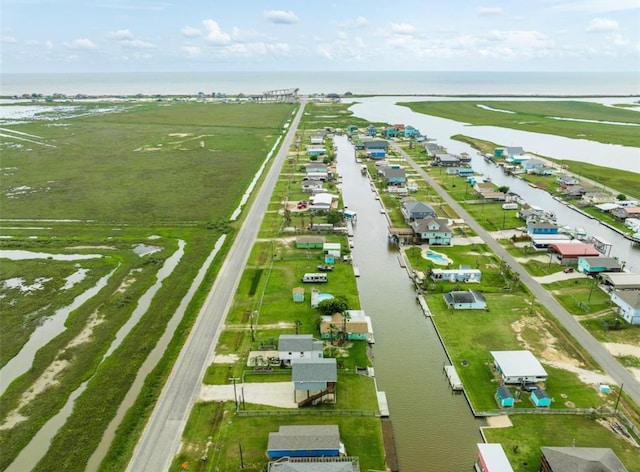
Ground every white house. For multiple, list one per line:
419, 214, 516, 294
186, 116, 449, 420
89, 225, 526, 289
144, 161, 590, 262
309, 193, 334, 211
278, 335, 324, 363
610, 290, 640, 325
491, 350, 548, 385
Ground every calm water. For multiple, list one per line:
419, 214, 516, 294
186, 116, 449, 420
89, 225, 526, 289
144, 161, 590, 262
337, 135, 484, 471
2, 70, 639, 96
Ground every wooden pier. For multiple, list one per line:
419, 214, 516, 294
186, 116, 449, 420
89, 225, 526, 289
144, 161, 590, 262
381, 418, 399, 472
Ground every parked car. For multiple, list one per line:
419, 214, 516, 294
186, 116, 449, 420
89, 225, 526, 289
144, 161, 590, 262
563, 267, 574, 273
521, 383, 538, 392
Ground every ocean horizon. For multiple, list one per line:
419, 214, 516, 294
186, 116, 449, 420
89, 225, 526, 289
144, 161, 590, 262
2, 70, 639, 97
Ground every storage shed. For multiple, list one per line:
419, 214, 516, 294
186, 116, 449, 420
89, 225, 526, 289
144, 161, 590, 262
292, 287, 304, 302
496, 386, 514, 407
531, 388, 551, 407
267, 425, 341, 459
491, 350, 548, 385
477, 443, 514, 472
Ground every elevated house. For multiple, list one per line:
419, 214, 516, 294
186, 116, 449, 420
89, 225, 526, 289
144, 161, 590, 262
309, 135, 325, 145
365, 125, 377, 137
581, 191, 615, 205
402, 200, 437, 221
267, 425, 341, 459
305, 162, 329, 174
539, 447, 628, 472
491, 350, 548, 385
443, 290, 487, 310
522, 158, 545, 173
625, 217, 640, 232
610, 290, 640, 325
379, 166, 407, 186
309, 193, 335, 211
424, 142, 445, 157
306, 145, 327, 157
383, 126, 397, 139
410, 217, 452, 245
527, 222, 559, 236
301, 178, 324, 192
611, 206, 640, 220
434, 153, 460, 167
404, 125, 420, 138
557, 175, 579, 187
577, 256, 621, 275
278, 335, 323, 364
292, 358, 337, 405
601, 272, 640, 291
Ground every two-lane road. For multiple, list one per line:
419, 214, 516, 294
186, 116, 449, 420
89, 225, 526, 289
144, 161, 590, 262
126, 102, 306, 472
391, 142, 640, 407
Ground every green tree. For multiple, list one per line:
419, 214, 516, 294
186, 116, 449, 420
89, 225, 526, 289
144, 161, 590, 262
617, 193, 627, 201
316, 296, 349, 317
326, 210, 343, 225
497, 185, 510, 193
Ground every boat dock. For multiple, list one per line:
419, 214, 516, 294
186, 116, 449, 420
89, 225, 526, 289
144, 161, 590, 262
381, 418, 399, 472
444, 364, 463, 391
416, 294, 432, 317
353, 266, 360, 277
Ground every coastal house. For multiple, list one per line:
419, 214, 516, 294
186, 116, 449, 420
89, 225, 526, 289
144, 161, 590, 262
476, 443, 514, 472
319, 310, 374, 343
557, 176, 579, 186
402, 201, 437, 221
502, 146, 526, 160
610, 290, 640, 325
404, 125, 420, 138
309, 135, 325, 145
496, 386, 514, 408
363, 140, 389, 158
365, 125, 377, 137
531, 388, 551, 407
491, 350, 548, 385
548, 242, 600, 264
443, 290, 487, 310
296, 236, 326, 249
601, 273, 640, 291
581, 191, 615, 205
323, 242, 341, 258
301, 178, 324, 192
625, 217, 640, 232
539, 447, 628, 472
278, 335, 323, 364
379, 166, 407, 186
292, 358, 337, 405
410, 217, 452, 245
527, 222, 559, 235
577, 256, 621, 275
433, 153, 460, 167
611, 206, 640, 220
430, 267, 482, 283
383, 126, 397, 139
305, 162, 328, 174
424, 142, 445, 156
267, 425, 341, 459
306, 145, 327, 157
309, 193, 334, 211
522, 159, 545, 173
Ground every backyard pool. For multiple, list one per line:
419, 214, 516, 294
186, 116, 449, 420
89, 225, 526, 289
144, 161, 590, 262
422, 249, 452, 266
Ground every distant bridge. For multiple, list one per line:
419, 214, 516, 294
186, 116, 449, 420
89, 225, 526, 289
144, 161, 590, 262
251, 87, 299, 103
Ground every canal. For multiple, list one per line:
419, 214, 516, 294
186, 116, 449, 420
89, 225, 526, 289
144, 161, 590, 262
349, 98, 640, 273
336, 135, 484, 472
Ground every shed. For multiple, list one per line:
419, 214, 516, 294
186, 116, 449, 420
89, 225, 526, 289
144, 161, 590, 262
491, 350, 548, 385
496, 386, 514, 407
292, 287, 304, 303
531, 388, 551, 407
296, 235, 326, 249
323, 242, 341, 257
267, 425, 341, 459
477, 443, 514, 472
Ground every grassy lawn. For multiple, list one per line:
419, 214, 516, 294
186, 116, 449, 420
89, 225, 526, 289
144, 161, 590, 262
400, 100, 640, 147
483, 414, 640, 472
543, 277, 614, 315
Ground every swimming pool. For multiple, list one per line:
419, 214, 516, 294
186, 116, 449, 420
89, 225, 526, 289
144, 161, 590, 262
422, 249, 452, 266
317, 293, 334, 303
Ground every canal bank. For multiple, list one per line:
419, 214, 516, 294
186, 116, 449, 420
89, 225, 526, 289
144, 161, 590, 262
336, 135, 484, 472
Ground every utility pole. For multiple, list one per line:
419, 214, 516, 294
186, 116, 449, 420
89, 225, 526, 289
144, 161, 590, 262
614, 383, 624, 413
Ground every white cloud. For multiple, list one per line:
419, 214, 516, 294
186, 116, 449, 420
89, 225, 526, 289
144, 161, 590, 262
586, 17, 619, 32
548, 0, 639, 13
478, 7, 503, 15
335, 16, 369, 29
202, 19, 231, 44
64, 38, 97, 50
121, 39, 156, 49
106, 29, 135, 40
390, 23, 417, 35
180, 45, 201, 57
2, 34, 17, 43
181, 26, 201, 38
264, 10, 299, 24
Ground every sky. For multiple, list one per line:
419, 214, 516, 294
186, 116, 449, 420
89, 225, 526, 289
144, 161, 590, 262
1, 0, 639, 73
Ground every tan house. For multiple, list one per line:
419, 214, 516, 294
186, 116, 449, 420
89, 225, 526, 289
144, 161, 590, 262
581, 191, 615, 205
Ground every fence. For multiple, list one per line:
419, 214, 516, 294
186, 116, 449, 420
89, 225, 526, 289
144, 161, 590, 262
236, 409, 379, 417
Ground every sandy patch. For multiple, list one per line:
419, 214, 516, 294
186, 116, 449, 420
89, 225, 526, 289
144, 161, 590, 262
67, 311, 104, 348
603, 343, 640, 382
212, 354, 240, 364
168, 133, 191, 137
116, 268, 142, 293
484, 415, 512, 428
512, 315, 581, 367
543, 360, 613, 385
199, 381, 297, 409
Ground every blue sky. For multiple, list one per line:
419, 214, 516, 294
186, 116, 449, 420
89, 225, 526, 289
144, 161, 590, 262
2, 0, 639, 73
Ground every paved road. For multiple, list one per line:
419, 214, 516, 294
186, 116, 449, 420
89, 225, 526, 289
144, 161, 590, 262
391, 142, 640, 407
126, 102, 306, 472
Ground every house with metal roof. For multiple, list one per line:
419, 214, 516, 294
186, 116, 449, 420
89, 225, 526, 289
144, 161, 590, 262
292, 358, 337, 405
268, 456, 361, 472
476, 443, 514, 472
611, 206, 640, 220
539, 447, 628, 472
443, 290, 487, 310
430, 267, 482, 283
548, 242, 600, 264
610, 290, 640, 325
402, 200, 437, 222
267, 425, 341, 459
379, 166, 407, 186
278, 335, 323, 363
491, 350, 548, 385
433, 153, 460, 167
601, 273, 640, 290
577, 256, 622, 275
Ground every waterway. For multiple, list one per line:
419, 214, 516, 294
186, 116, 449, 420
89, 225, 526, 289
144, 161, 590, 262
349, 98, 640, 273
336, 135, 484, 472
